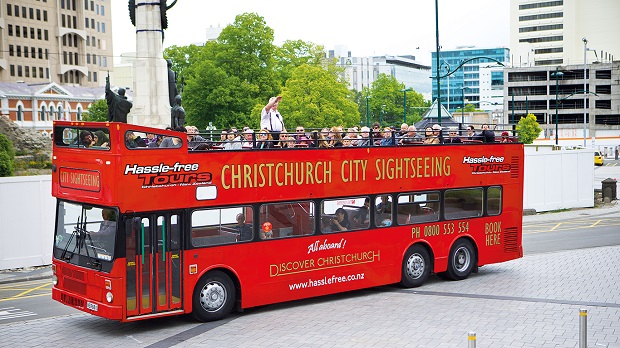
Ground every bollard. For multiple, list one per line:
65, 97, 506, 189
468, 331, 476, 348
579, 309, 587, 348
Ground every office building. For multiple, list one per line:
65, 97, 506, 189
510, 0, 619, 67
0, 0, 114, 87
333, 49, 432, 100
431, 47, 509, 114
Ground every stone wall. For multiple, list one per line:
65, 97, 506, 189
0, 116, 52, 157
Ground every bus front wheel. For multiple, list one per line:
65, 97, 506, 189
192, 270, 236, 322
400, 245, 431, 288
442, 239, 476, 281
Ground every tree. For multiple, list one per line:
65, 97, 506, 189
0, 132, 15, 159
273, 40, 327, 87
276, 64, 359, 129
183, 13, 280, 130
163, 44, 204, 92
83, 99, 108, 122
366, 74, 426, 126
516, 113, 542, 144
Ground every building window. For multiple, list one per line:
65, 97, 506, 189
39, 67, 44, 78
43, 10, 47, 22
25, 67, 30, 78
44, 30, 49, 41
17, 65, 23, 77
29, 8, 34, 19
63, 52, 68, 64
91, 18, 94, 29
7, 4, 12, 16
36, 9, 41, 20
16, 26, 20, 37
37, 29, 42, 40
10, 65, 15, 76
77, 107, 83, 121
8, 24, 13, 36
22, 6, 26, 18
31, 28, 35, 39
87, 54, 91, 64
102, 56, 107, 67
24, 46, 29, 58
86, 36, 90, 46
9, 45, 14, 56
91, 36, 95, 46
73, 16, 77, 29
40, 106, 47, 122
101, 23, 105, 33
101, 5, 105, 15
17, 106, 24, 121
85, 17, 89, 28
93, 72, 97, 82
62, 14, 66, 27
38, 48, 43, 59
32, 67, 37, 78
16, 46, 21, 57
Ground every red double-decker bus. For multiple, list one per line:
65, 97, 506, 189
51, 121, 523, 322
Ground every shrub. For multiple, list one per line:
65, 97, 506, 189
0, 151, 14, 177
0, 133, 15, 159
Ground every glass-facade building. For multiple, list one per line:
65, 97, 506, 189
432, 48, 510, 113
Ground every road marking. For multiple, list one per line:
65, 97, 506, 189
549, 223, 562, 231
590, 220, 601, 227
9, 282, 50, 300
0, 307, 37, 321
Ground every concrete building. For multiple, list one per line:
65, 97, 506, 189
431, 47, 509, 114
510, 0, 619, 67
504, 61, 620, 147
0, 81, 111, 135
334, 49, 432, 100
0, 0, 113, 87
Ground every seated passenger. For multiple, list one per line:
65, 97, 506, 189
445, 129, 462, 144
500, 131, 512, 143
329, 208, 350, 232
358, 126, 372, 147
257, 129, 274, 149
423, 126, 440, 144
376, 195, 391, 215
352, 198, 370, 226
481, 124, 496, 143
234, 213, 252, 241
380, 127, 396, 146
400, 126, 422, 144
159, 126, 184, 148
223, 129, 242, 150
126, 131, 147, 148
78, 130, 94, 148
93, 130, 110, 148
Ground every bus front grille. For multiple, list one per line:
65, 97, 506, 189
63, 277, 87, 295
60, 293, 84, 308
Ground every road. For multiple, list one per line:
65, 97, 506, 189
1, 216, 618, 326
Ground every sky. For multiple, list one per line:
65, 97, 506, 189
111, 0, 510, 66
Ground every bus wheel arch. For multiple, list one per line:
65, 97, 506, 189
191, 269, 238, 322
440, 237, 477, 281
400, 243, 433, 288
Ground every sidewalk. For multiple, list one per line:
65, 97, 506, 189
1, 201, 618, 286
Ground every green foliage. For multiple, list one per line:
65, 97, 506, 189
183, 13, 280, 130
364, 74, 426, 126
83, 99, 108, 122
274, 40, 327, 87
0, 151, 14, 177
516, 113, 542, 144
0, 133, 15, 159
279, 64, 360, 128
163, 44, 204, 88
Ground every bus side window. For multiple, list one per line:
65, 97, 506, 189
374, 195, 393, 227
259, 201, 314, 240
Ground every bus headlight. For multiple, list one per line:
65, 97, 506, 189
105, 292, 113, 303
52, 275, 58, 286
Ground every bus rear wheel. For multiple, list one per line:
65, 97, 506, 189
442, 239, 476, 281
400, 245, 431, 288
192, 270, 236, 322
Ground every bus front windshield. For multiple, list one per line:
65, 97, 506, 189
54, 201, 117, 268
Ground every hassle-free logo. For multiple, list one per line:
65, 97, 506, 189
124, 162, 212, 186
463, 156, 511, 174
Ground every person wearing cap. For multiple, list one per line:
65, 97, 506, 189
423, 126, 440, 144
358, 126, 372, 147
400, 125, 423, 144
500, 131, 512, 143
260, 96, 286, 142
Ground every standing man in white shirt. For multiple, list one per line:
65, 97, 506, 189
261, 96, 286, 142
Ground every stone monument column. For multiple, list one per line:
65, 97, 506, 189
128, 1, 171, 128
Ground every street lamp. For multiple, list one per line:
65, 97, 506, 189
460, 86, 470, 123
582, 38, 596, 148
400, 88, 413, 124
365, 96, 371, 127
551, 67, 564, 145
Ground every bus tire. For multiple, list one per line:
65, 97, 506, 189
400, 245, 431, 288
192, 270, 236, 322
444, 239, 476, 281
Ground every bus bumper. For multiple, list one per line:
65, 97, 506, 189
52, 288, 124, 321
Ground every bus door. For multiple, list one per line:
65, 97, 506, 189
124, 213, 183, 318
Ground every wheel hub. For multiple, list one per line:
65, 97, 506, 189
406, 253, 425, 279
199, 281, 226, 312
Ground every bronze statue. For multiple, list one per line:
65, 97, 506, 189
171, 94, 185, 128
167, 59, 178, 107
105, 74, 133, 123
129, 0, 178, 30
